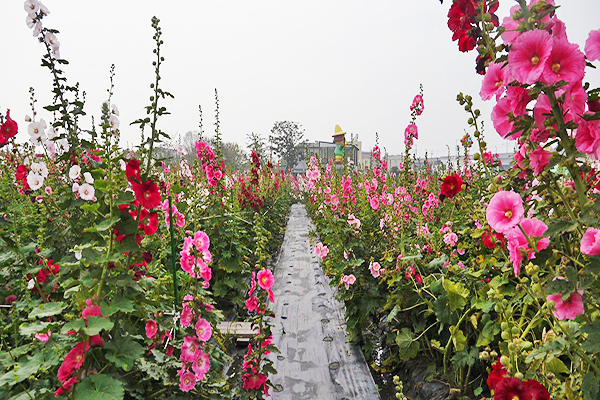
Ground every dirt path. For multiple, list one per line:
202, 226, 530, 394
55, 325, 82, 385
267, 204, 381, 400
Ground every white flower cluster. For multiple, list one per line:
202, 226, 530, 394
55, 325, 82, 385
102, 101, 120, 134
26, 159, 48, 191
24, 1, 59, 58
26, 117, 70, 158
69, 165, 96, 201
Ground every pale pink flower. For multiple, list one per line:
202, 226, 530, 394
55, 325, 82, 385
369, 262, 381, 278
195, 318, 212, 342
585, 28, 600, 61
341, 274, 356, 290
480, 62, 509, 100
45, 186, 52, 195
547, 291, 585, 320
145, 319, 158, 339
27, 172, 44, 191
530, 147, 551, 176
486, 191, 524, 233
78, 183, 95, 201
179, 370, 196, 392
541, 37, 585, 86
257, 269, 274, 291
500, 5, 522, 45
581, 227, 600, 256
509, 29, 553, 85
443, 232, 458, 247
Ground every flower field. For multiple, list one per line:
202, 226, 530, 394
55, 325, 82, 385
1, 0, 600, 399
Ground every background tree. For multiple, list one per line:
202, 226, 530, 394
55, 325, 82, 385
269, 121, 306, 170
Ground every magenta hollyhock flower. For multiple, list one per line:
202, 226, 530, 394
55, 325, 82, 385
581, 227, 600, 255
57, 342, 90, 383
192, 350, 210, 380
245, 296, 259, 313
509, 29, 554, 85
530, 147, 551, 176
180, 305, 194, 327
181, 336, 200, 363
145, 319, 158, 339
541, 37, 585, 86
257, 269, 274, 291
179, 370, 196, 392
486, 191, 524, 233
500, 5, 521, 45
195, 318, 212, 342
480, 62, 509, 100
585, 28, 600, 61
405, 124, 418, 140
180, 252, 196, 277
193, 231, 210, 252
506, 86, 530, 116
545, 17, 567, 41
562, 83, 588, 124
491, 97, 519, 139
547, 291, 585, 320
369, 196, 380, 211
575, 119, 600, 159
35, 331, 51, 342
506, 218, 549, 276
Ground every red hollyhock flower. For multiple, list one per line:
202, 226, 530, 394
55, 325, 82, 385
242, 371, 267, 391
132, 180, 161, 209
125, 158, 141, 184
487, 358, 508, 391
493, 377, 530, 400
0, 109, 18, 142
57, 342, 90, 383
15, 164, 28, 181
440, 173, 464, 199
141, 212, 159, 235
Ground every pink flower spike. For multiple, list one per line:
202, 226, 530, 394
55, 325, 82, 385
581, 227, 600, 256
530, 147, 551, 176
585, 29, 600, 61
509, 29, 553, 85
195, 318, 212, 342
480, 62, 508, 101
546, 291, 585, 320
486, 191, 524, 233
257, 269, 274, 291
145, 319, 158, 339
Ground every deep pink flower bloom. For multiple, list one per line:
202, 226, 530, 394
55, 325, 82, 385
545, 17, 567, 40
181, 336, 200, 363
581, 227, 600, 255
180, 305, 194, 327
575, 119, 600, 159
341, 274, 356, 290
506, 218, 549, 276
500, 5, 521, 45
257, 269, 274, 291
562, 82, 588, 124
192, 350, 210, 380
547, 291, 585, 320
480, 62, 508, 100
486, 191, 524, 233
145, 319, 158, 339
35, 332, 51, 342
541, 37, 585, 86
195, 318, 212, 342
585, 28, 600, 61
530, 147, 551, 176
492, 97, 519, 139
245, 296, 259, 313
193, 231, 210, 252
369, 196, 380, 211
369, 262, 381, 278
506, 86, 530, 116
179, 370, 196, 392
509, 29, 553, 85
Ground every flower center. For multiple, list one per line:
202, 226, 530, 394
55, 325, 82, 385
531, 55, 540, 66
144, 192, 150, 199
505, 210, 513, 218
512, 396, 520, 400
76, 354, 82, 363
495, 80, 503, 88
552, 62, 561, 73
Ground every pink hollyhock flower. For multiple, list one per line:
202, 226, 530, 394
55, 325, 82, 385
506, 86, 531, 116
530, 147, 551, 176
369, 196, 380, 211
369, 261, 381, 278
491, 97, 519, 139
443, 232, 459, 247
581, 227, 600, 255
179, 370, 196, 392
506, 218, 550, 276
192, 350, 210, 380
195, 318, 212, 342
575, 119, 600, 159
341, 274, 356, 290
180, 305, 194, 327
181, 336, 200, 363
35, 331, 51, 342
145, 319, 158, 339
562, 82, 588, 124
509, 29, 554, 85
585, 28, 600, 61
245, 296, 259, 313
541, 37, 585, 86
193, 231, 210, 252
486, 191, 524, 233
242, 371, 267, 391
180, 252, 196, 277
57, 342, 90, 383
545, 17, 567, 40
500, 5, 521, 45
257, 269, 274, 291
81, 298, 102, 322
547, 291, 585, 320
414, 274, 423, 285
480, 62, 509, 100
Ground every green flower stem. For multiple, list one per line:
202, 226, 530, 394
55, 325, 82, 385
548, 177, 584, 236
443, 305, 474, 378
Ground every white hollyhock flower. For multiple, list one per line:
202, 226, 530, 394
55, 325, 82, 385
30, 161, 48, 178
33, 21, 42, 37
28, 279, 36, 290
111, 104, 119, 116
69, 165, 81, 181
109, 115, 120, 131
79, 183, 95, 201
72, 182, 79, 192
74, 250, 82, 260
39, 1, 49, 15
83, 172, 94, 184
28, 119, 47, 145
55, 138, 69, 154
24, 0, 40, 16
46, 126, 58, 140
27, 172, 44, 191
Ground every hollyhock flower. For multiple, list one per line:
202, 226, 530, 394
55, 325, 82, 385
181, 336, 200, 363
35, 331, 51, 342
245, 296, 259, 313
585, 28, 600, 61
486, 358, 508, 391
525, 379, 551, 400
443, 232, 458, 247
509, 29, 554, 85
125, 159, 141, 183
78, 183, 95, 201
410, 94, 424, 115
581, 227, 600, 255
486, 191, 524, 233
15, 164, 28, 181
26, 172, 44, 191
195, 318, 212, 342
492, 97, 520, 139
69, 165, 81, 181
82, 298, 102, 322
369, 196, 380, 211
506, 218, 549, 276
405, 123, 418, 141
180, 252, 196, 277
192, 351, 210, 380
369, 261, 381, 278
547, 291, 584, 320
541, 37, 585, 86
133, 180, 161, 209
145, 319, 158, 339
28, 119, 47, 145
440, 173, 463, 199
414, 274, 423, 285
562, 83, 587, 124
0, 109, 18, 140
180, 305, 194, 327
530, 147, 551, 176
575, 119, 600, 159
506, 86, 531, 117
341, 274, 356, 290
257, 269, 274, 291
480, 62, 508, 100
193, 231, 210, 252
57, 342, 89, 383
494, 377, 550, 400
83, 172, 94, 184
109, 115, 120, 131
179, 370, 196, 392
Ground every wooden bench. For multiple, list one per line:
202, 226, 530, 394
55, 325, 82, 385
217, 321, 257, 342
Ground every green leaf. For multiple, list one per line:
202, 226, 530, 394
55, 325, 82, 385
74, 374, 124, 400
546, 357, 569, 375
89, 216, 121, 233
582, 322, 600, 353
476, 320, 499, 347
443, 278, 469, 311
82, 317, 114, 336
19, 322, 54, 336
102, 297, 134, 316
395, 328, 420, 361
61, 319, 86, 334
29, 302, 67, 319
385, 305, 400, 324
582, 372, 600, 400
449, 325, 467, 351
81, 203, 100, 213
104, 337, 144, 371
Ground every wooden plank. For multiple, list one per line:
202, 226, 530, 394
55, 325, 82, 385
217, 321, 257, 339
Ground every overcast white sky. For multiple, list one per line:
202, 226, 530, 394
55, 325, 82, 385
1, 1, 599, 160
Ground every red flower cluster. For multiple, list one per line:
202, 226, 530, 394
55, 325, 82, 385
241, 343, 269, 396
493, 377, 550, 400
0, 109, 18, 145
36, 258, 60, 283
440, 173, 464, 200
447, 0, 499, 63
482, 229, 507, 249
487, 358, 508, 391
125, 158, 161, 209
238, 151, 267, 211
